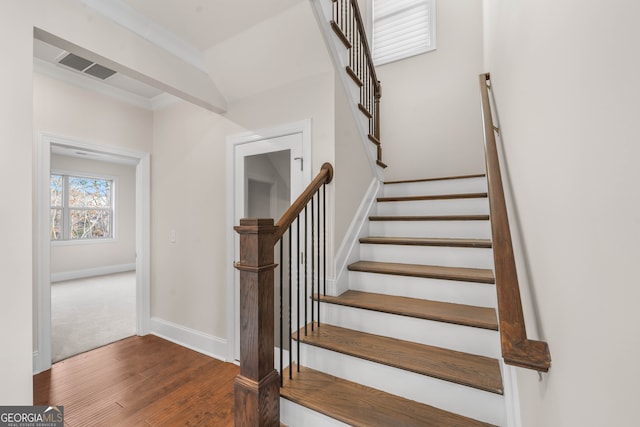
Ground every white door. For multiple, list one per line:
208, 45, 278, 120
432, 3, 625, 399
233, 132, 306, 361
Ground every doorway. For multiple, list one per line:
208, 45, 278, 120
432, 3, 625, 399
35, 133, 151, 373
227, 120, 312, 362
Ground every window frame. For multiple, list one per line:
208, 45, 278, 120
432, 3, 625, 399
368, 0, 437, 66
50, 169, 117, 245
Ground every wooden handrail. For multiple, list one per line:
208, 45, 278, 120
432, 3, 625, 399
479, 73, 551, 372
274, 162, 334, 241
331, 0, 384, 166
349, 0, 379, 91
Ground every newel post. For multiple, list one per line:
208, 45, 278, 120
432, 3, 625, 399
234, 218, 280, 426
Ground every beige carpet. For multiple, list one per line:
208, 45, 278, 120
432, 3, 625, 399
51, 271, 136, 362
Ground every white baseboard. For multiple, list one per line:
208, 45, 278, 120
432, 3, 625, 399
330, 178, 381, 296
33, 351, 41, 374
150, 317, 227, 362
503, 363, 523, 427
50, 263, 136, 283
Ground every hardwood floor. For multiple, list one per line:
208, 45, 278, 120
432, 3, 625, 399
33, 335, 239, 426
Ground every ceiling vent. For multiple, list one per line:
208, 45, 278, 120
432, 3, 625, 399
57, 53, 117, 80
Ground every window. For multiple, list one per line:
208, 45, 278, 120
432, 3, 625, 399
50, 173, 114, 241
371, 0, 437, 66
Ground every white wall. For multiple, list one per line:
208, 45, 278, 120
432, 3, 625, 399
49, 154, 136, 276
203, 1, 332, 104
334, 71, 375, 246
33, 73, 153, 154
225, 73, 336, 175
483, 1, 640, 425
152, 69, 336, 346
377, 0, 485, 181
152, 101, 243, 339
0, 1, 35, 405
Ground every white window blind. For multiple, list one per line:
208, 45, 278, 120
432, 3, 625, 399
372, 0, 436, 66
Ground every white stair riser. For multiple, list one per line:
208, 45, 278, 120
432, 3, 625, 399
377, 198, 489, 216
369, 220, 492, 239
348, 271, 497, 308
320, 302, 500, 358
383, 177, 487, 198
281, 398, 349, 427
298, 344, 506, 426
359, 244, 495, 269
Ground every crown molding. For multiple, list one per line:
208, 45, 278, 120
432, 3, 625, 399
80, 0, 208, 73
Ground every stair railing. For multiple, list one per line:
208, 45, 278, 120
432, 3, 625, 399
331, 0, 385, 167
234, 163, 333, 426
479, 73, 551, 372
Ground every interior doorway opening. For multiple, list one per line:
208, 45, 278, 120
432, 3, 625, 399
35, 134, 151, 373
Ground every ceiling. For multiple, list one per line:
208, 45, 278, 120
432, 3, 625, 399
121, 0, 302, 50
33, 0, 325, 108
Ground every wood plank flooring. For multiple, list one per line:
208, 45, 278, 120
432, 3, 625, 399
33, 335, 239, 427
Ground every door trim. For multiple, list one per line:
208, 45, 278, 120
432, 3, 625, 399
225, 119, 312, 362
35, 133, 151, 373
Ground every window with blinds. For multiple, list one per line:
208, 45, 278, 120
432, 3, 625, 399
371, 0, 437, 66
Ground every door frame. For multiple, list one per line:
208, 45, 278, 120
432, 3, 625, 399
226, 119, 312, 363
35, 133, 151, 373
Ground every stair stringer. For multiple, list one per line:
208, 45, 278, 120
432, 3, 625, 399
501, 362, 524, 427
328, 177, 381, 296
308, 0, 384, 181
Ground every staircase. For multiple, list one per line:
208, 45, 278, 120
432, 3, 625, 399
280, 174, 508, 426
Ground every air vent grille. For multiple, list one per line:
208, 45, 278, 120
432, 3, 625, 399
57, 53, 117, 80
58, 53, 93, 72
84, 63, 117, 80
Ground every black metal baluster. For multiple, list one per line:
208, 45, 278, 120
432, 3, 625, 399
311, 196, 315, 331
323, 184, 327, 297
279, 238, 283, 386
317, 191, 321, 327
288, 227, 292, 379
304, 206, 308, 336
296, 216, 300, 372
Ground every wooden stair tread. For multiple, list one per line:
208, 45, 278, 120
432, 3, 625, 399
360, 236, 492, 248
349, 261, 495, 284
330, 21, 351, 49
370, 214, 489, 221
317, 291, 498, 330
281, 364, 495, 427
293, 323, 503, 394
384, 174, 486, 185
378, 192, 487, 202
